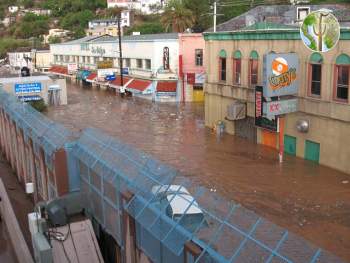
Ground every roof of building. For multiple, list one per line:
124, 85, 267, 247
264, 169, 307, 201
0, 75, 51, 84
55, 33, 179, 46
207, 4, 350, 32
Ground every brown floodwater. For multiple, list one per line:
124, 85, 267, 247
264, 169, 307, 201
46, 81, 350, 262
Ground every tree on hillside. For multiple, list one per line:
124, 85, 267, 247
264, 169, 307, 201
60, 10, 94, 38
161, 0, 194, 33
14, 13, 49, 39
183, 0, 211, 32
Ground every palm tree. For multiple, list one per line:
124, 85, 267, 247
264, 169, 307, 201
161, 0, 194, 33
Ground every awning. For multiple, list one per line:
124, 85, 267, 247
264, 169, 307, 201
126, 79, 152, 93
156, 81, 177, 93
86, 72, 97, 83
77, 70, 91, 81
49, 65, 68, 75
109, 76, 131, 88
17, 95, 42, 102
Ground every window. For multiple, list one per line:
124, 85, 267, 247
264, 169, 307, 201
334, 54, 350, 102
249, 51, 259, 86
136, 59, 143, 69
311, 64, 322, 96
195, 49, 203, 66
233, 50, 242, 85
336, 65, 349, 101
145, 59, 151, 70
125, 58, 131, 68
309, 53, 323, 96
297, 7, 310, 21
219, 50, 227, 82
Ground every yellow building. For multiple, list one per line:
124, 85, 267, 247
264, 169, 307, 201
204, 22, 350, 174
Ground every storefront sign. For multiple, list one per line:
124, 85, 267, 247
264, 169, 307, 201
97, 60, 113, 69
14, 82, 42, 94
98, 68, 115, 78
105, 75, 116, 81
263, 53, 299, 97
17, 95, 42, 102
255, 86, 279, 132
91, 46, 106, 56
187, 73, 195, 85
263, 98, 298, 117
122, 68, 129, 75
195, 72, 205, 85
67, 63, 78, 74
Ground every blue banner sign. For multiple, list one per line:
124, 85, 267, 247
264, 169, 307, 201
122, 68, 129, 75
105, 74, 116, 81
15, 82, 42, 94
17, 95, 42, 102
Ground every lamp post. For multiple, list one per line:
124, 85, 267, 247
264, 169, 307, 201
117, 13, 124, 97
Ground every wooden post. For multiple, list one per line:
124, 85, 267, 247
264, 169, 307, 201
121, 190, 136, 263
54, 149, 69, 197
184, 241, 203, 263
279, 116, 285, 163
28, 138, 39, 203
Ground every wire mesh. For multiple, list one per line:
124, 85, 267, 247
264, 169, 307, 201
72, 128, 345, 263
0, 89, 75, 158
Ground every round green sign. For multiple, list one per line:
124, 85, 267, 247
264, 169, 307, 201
300, 10, 340, 53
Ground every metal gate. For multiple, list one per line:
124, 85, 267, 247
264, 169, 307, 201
234, 117, 257, 143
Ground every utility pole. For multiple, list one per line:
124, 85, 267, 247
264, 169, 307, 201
213, 1, 217, 33
117, 13, 124, 96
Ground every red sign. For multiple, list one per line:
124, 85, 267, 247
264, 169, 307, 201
187, 73, 195, 85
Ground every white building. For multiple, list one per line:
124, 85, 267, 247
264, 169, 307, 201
7, 49, 33, 72
107, 0, 166, 14
50, 33, 179, 101
8, 6, 19, 13
44, 29, 71, 44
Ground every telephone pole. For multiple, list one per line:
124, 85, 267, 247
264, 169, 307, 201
117, 13, 124, 95
213, 1, 217, 32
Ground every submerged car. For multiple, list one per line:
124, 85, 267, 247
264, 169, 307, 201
151, 185, 207, 232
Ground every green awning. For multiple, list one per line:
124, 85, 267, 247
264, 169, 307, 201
250, 50, 259, 60
336, 54, 350, 65
233, 50, 242, 59
310, 53, 323, 63
219, 49, 227, 58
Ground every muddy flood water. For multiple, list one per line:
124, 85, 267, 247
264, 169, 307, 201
46, 81, 350, 261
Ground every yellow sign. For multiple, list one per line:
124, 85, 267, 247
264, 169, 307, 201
97, 60, 113, 69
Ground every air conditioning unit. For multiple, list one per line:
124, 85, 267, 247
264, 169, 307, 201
226, 102, 246, 121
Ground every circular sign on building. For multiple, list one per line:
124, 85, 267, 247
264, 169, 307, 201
300, 10, 340, 52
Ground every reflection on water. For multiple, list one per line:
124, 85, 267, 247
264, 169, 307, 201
45, 81, 350, 261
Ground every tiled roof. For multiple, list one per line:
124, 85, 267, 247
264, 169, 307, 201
207, 4, 350, 33
56, 33, 179, 46
49, 65, 68, 75
109, 76, 131, 87
126, 79, 152, 92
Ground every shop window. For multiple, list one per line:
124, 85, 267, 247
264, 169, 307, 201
195, 49, 203, 66
249, 51, 259, 86
334, 54, 350, 102
219, 49, 227, 82
297, 7, 310, 21
233, 50, 242, 85
136, 59, 143, 69
145, 59, 151, 70
125, 58, 131, 68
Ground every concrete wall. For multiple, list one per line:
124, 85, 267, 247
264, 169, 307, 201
204, 37, 350, 173
0, 76, 68, 106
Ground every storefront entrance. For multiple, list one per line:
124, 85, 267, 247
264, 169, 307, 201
284, 135, 296, 156
261, 130, 277, 149
305, 140, 320, 163
234, 117, 257, 143
192, 85, 204, 102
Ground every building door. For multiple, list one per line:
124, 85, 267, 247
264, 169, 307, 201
284, 135, 296, 156
192, 85, 204, 102
234, 117, 257, 143
261, 130, 277, 149
305, 140, 320, 163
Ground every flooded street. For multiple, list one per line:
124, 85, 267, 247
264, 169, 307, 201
46, 81, 350, 261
